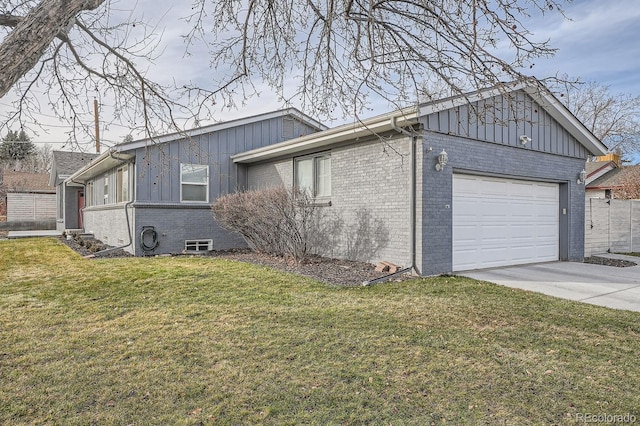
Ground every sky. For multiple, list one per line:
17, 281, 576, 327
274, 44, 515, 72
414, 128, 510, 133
0, 0, 639, 151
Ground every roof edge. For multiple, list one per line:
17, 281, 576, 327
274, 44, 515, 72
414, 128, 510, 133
232, 107, 420, 163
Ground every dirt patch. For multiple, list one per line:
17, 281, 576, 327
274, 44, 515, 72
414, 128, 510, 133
59, 236, 410, 286
584, 256, 637, 268
59, 234, 134, 258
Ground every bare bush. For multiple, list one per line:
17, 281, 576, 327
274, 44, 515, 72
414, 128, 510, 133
212, 186, 319, 262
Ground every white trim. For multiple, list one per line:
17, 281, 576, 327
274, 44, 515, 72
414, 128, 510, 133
117, 108, 327, 151
232, 110, 419, 163
184, 239, 214, 252
180, 163, 209, 203
233, 81, 609, 164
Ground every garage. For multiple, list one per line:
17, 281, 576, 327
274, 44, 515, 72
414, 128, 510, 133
452, 174, 559, 271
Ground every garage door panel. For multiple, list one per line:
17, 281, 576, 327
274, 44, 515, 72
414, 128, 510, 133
453, 175, 559, 271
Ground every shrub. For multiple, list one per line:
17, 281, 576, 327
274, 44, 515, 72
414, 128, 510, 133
212, 186, 319, 262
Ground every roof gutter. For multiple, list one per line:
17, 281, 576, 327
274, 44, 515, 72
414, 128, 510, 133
67, 148, 134, 183
232, 108, 419, 164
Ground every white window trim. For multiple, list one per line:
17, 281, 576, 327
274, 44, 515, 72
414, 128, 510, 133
184, 239, 213, 252
103, 176, 109, 204
180, 163, 210, 203
294, 152, 331, 198
86, 181, 93, 207
116, 165, 130, 203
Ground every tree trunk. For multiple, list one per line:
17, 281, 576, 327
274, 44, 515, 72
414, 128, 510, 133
0, 0, 106, 97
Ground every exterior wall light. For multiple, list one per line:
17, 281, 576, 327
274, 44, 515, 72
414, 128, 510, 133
577, 169, 587, 185
435, 149, 448, 171
520, 135, 531, 145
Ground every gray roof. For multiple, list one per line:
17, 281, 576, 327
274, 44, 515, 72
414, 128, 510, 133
52, 151, 100, 175
50, 151, 100, 186
588, 165, 640, 189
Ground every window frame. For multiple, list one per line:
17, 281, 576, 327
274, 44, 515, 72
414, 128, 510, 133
184, 239, 213, 252
103, 175, 109, 204
180, 163, 210, 203
86, 181, 93, 207
116, 165, 130, 203
294, 152, 331, 199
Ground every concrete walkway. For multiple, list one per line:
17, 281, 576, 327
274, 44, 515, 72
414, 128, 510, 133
7, 230, 62, 239
461, 254, 640, 312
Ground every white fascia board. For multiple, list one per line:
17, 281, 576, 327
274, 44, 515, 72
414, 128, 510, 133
416, 81, 608, 157
66, 149, 135, 183
418, 81, 529, 117
523, 86, 608, 156
116, 109, 328, 152
586, 163, 616, 184
232, 109, 419, 163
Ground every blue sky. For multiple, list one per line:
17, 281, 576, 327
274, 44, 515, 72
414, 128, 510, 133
0, 0, 638, 148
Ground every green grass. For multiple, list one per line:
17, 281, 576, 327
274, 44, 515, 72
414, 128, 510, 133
1, 238, 639, 425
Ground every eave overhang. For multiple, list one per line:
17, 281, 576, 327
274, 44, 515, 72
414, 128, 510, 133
232, 108, 420, 164
66, 149, 134, 184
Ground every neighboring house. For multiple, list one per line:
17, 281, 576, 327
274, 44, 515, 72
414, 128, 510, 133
1, 170, 56, 226
64, 109, 325, 254
233, 81, 607, 275
50, 151, 100, 231
586, 162, 640, 200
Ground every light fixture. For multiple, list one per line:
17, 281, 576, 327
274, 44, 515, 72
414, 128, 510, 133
520, 135, 531, 145
435, 149, 448, 171
577, 169, 587, 185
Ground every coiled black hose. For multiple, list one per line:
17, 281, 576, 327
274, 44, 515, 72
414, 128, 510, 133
140, 226, 159, 252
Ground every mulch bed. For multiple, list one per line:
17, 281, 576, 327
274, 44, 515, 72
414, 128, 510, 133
55, 236, 638, 285
58, 235, 407, 286
583, 256, 637, 267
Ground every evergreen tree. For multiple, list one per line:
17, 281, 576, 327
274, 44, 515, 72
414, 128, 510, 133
0, 130, 36, 169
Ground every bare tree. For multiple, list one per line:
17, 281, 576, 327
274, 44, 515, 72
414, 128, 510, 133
553, 79, 640, 156
185, 0, 567, 119
1, 0, 569, 147
613, 167, 640, 200
0, 0, 196, 148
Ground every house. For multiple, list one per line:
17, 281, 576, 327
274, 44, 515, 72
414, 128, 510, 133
64, 109, 326, 253
63, 81, 607, 275
232, 81, 608, 275
0, 170, 56, 229
586, 158, 640, 200
50, 151, 100, 231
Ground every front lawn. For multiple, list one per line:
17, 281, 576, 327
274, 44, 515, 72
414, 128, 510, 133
1, 238, 639, 424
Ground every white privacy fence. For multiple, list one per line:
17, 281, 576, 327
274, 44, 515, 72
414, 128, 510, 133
585, 198, 640, 257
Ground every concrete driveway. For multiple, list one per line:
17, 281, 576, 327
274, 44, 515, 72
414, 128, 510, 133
461, 254, 640, 312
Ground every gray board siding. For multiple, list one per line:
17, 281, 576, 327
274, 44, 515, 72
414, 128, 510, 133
135, 115, 319, 203
423, 91, 589, 159
82, 114, 318, 255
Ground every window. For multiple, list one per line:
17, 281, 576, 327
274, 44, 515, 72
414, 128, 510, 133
295, 153, 331, 198
117, 165, 129, 203
86, 181, 93, 207
185, 239, 213, 252
103, 176, 109, 204
181, 164, 209, 202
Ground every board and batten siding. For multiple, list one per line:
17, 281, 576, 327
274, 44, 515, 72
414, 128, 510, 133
7, 192, 56, 222
135, 115, 319, 203
423, 91, 589, 159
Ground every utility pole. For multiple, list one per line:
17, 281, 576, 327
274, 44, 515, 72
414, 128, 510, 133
93, 98, 100, 153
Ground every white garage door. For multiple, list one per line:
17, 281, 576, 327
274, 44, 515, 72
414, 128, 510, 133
453, 174, 559, 271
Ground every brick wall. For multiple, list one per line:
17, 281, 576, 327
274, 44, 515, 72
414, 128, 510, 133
247, 135, 420, 268
132, 204, 246, 256
420, 130, 587, 275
